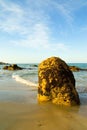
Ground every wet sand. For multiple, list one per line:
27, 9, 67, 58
0, 79, 87, 130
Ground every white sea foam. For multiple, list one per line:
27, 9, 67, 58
12, 74, 38, 87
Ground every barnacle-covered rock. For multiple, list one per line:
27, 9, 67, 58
38, 57, 80, 106
3, 64, 23, 70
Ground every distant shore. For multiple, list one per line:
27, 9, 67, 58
0, 62, 9, 65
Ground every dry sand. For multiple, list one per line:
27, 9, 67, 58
0, 79, 87, 130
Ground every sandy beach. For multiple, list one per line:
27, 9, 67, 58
1, 0, 87, 129
0, 79, 87, 130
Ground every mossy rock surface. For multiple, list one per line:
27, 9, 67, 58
69, 66, 87, 72
38, 57, 80, 106
3, 64, 23, 70
69, 66, 81, 72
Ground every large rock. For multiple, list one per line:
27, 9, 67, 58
3, 64, 23, 70
38, 57, 80, 106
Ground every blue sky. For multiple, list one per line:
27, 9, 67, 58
0, 0, 87, 63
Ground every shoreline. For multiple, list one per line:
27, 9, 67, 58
0, 78, 87, 130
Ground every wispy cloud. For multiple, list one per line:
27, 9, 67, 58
11, 22, 67, 51
0, 0, 67, 49
49, 0, 87, 26
0, 0, 49, 34
0, 0, 25, 33
1, 0, 87, 33
51, 1, 73, 25
14, 23, 50, 48
0, 0, 23, 14
1, 0, 87, 52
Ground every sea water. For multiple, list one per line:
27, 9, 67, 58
0, 63, 87, 97
0, 64, 38, 85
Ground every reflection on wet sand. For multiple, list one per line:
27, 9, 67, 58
0, 101, 87, 130
0, 79, 87, 130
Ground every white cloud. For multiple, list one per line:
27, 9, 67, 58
0, 0, 25, 33
0, 0, 69, 52
11, 23, 67, 51
15, 23, 49, 48
48, 0, 87, 26
0, 0, 49, 35
0, 0, 23, 14
0, 0, 87, 34
51, 1, 73, 25
0, 0, 68, 52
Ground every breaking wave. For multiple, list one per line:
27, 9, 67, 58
12, 74, 38, 87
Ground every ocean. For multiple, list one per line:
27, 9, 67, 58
0, 64, 38, 86
0, 63, 87, 101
